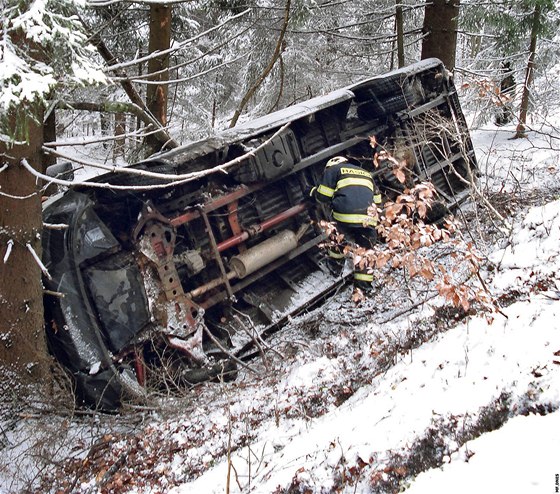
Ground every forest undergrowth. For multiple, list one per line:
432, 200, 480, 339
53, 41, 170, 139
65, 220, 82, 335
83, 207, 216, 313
1, 180, 553, 494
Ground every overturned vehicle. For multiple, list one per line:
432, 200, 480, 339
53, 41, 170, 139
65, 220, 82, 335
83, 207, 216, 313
42, 58, 477, 409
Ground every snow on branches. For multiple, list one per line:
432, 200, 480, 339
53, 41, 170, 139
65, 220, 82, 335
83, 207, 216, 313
0, 0, 105, 118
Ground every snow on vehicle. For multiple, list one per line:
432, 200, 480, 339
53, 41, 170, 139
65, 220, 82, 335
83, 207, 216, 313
42, 58, 477, 409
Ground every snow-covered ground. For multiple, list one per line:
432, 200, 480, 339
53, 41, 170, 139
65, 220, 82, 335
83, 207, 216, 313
176, 290, 560, 493
1, 118, 560, 494
169, 121, 560, 493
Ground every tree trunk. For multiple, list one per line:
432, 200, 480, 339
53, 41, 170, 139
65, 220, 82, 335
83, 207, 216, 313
86, 25, 178, 151
395, 0, 405, 69
421, 0, 460, 71
145, 4, 172, 153
515, 3, 541, 138
495, 61, 515, 126
0, 106, 51, 399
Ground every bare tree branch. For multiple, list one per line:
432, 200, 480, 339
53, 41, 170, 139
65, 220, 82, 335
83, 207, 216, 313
56, 101, 177, 149
229, 0, 291, 127
44, 126, 153, 148
83, 22, 179, 150
17, 123, 291, 195
100, 9, 251, 73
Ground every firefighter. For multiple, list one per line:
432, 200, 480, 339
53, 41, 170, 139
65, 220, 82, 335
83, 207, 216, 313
309, 155, 382, 292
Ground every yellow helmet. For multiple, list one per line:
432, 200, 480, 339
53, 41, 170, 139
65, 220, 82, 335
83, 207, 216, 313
326, 156, 348, 167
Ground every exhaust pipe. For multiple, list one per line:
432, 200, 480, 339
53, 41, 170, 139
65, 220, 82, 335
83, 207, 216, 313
230, 229, 298, 279
188, 229, 300, 299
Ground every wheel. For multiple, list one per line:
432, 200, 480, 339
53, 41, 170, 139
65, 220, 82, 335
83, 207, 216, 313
357, 94, 410, 120
352, 73, 406, 102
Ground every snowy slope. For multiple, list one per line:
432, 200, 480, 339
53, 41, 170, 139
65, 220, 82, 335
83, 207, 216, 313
2, 116, 560, 494
164, 123, 560, 494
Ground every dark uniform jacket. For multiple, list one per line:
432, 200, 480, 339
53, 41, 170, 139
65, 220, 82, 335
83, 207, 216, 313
311, 159, 381, 228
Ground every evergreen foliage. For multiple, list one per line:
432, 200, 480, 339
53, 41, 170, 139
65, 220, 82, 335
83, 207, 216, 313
0, 0, 106, 123
458, 0, 559, 125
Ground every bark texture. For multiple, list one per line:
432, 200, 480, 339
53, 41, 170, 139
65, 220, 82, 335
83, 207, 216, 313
0, 107, 51, 396
146, 4, 172, 152
421, 0, 460, 71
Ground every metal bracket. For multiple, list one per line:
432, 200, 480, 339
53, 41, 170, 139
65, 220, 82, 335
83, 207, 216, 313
135, 204, 202, 341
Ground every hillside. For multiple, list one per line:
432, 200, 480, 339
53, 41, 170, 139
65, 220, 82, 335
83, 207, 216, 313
1, 116, 560, 494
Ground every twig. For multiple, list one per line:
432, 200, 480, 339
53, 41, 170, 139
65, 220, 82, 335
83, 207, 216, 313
3, 239, 13, 263
85, 449, 129, 494
26, 243, 52, 280
229, 0, 291, 127
233, 308, 286, 360
128, 53, 247, 86
18, 122, 290, 194
43, 223, 69, 230
43, 289, 65, 298
376, 292, 439, 324
0, 190, 38, 200
95, 9, 250, 71
234, 314, 270, 370
43, 126, 152, 147
201, 325, 259, 375
226, 400, 232, 494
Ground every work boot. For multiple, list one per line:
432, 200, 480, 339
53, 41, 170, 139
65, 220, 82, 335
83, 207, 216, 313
353, 279, 374, 294
353, 271, 374, 294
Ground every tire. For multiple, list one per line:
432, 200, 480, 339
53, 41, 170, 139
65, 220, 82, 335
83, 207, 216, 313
357, 94, 410, 120
352, 73, 406, 102
179, 359, 238, 385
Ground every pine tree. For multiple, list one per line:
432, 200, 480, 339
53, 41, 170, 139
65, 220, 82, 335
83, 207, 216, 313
0, 0, 105, 399
460, 0, 559, 128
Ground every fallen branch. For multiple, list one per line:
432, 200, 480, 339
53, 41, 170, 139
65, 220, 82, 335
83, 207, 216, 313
3, 239, 14, 263
376, 292, 439, 324
20, 123, 291, 193
84, 448, 130, 494
43, 223, 69, 230
201, 324, 259, 375
43, 289, 65, 298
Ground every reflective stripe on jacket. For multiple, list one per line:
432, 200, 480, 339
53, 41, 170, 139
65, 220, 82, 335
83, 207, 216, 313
313, 160, 380, 227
